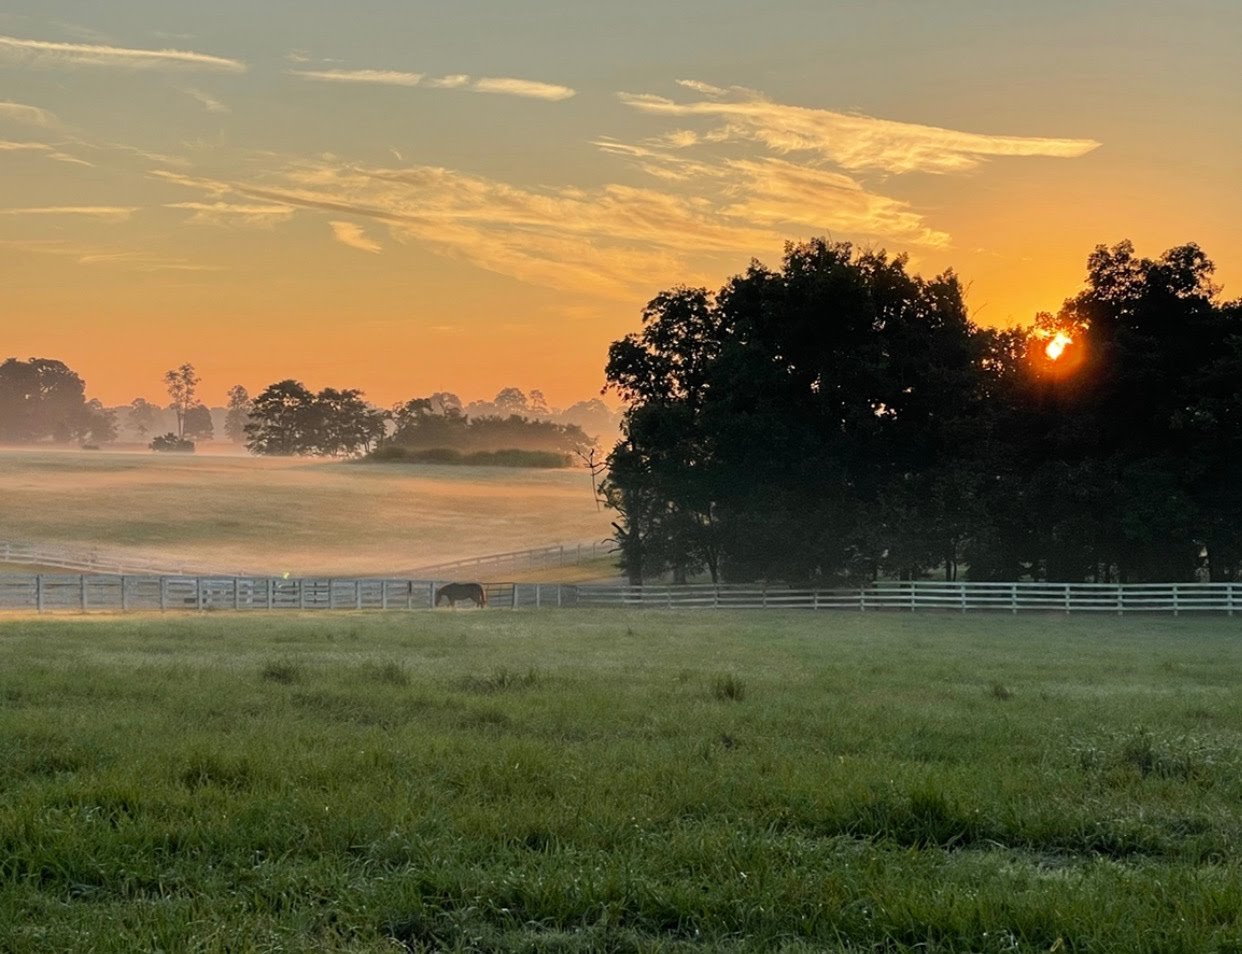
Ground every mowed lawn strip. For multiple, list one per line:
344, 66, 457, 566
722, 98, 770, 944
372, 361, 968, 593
1, 611, 1240, 952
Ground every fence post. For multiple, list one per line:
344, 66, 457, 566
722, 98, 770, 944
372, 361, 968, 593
299, 579, 306, 611
762, 583, 767, 609
860, 586, 866, 613
813, 588, 819, 611
35, 574, 43, 613
428, 581, 435, 609
960, 582, 966, 613
715, 586, 720, 609
355, 580, 362, 610
1173, 583, 1180, 617
80, 575, 87, 613
1064, 583, 1071, 615
1011, 583, 1018, 614
196, 577, 204, 612
120, 575, 128, 612
536, 584, 542, 609
160, 576, 167, 612
381, 581, 389, 611
234, 577, 241, 611
512, 585, 518, 610
1117, 585, 1123, 616
1229, 583, 1236, 618
266, 579, 273, 611
328, 579, 336, 610
557, 585, 562, 608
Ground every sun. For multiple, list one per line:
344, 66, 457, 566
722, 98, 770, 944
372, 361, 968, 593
1044, 332, 1072, 361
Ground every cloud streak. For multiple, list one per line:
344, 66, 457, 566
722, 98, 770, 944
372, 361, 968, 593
0, 34, 245, 71
330, 220, 382, 253
619, 85, 1100, 174
471, 77, 575, 101
289, 67, 574, 100
0, 101, 59, 127
291, 68, 424, 86
167, 201, 295, 227
0, 205, 136, 220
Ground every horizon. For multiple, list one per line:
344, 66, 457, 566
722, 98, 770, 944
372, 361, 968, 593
2, 1, 1238, 407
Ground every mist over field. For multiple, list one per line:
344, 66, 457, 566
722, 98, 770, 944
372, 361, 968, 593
0, 448, 612, 576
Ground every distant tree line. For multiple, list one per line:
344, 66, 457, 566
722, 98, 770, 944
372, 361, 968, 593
603, 239, 1242, 585
0, 357, 613, 466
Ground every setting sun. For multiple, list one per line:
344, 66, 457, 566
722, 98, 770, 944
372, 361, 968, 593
1045, 332, 1073, 361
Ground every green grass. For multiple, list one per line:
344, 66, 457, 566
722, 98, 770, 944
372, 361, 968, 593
2, 611, 1241, 952
0, 447, 611, 575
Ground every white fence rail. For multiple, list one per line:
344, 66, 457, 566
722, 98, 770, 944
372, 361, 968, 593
0, 540, 194, 576
0, 576, 1237, 615
410, 539, 613, 576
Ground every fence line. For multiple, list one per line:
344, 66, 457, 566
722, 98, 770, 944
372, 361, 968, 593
0, 540, 194, 576
0, 576, 1237, 615
409, 539, 614, 576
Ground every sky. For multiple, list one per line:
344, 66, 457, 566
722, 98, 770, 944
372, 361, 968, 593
1, 0, 1238, 409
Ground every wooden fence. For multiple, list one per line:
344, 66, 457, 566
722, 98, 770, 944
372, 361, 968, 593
0, 576, 1238, 615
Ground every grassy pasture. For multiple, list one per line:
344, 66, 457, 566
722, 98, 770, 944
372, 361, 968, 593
2, 611, 1241, 952
0, 448, 612, 576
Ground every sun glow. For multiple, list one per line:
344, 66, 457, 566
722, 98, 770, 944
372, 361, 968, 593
1044, 332, 1072, 361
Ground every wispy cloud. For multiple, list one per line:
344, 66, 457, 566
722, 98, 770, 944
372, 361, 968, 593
167, 201, 295, 227
0, 100, 59, 127
291, 68, 424, 86
288, 66, 574, 100
330, 220, 382, 253
0, 237, 221, 271
0, 138, 92, 166
471, 77, 575, 101
427, 74, 470, 89
0, 34, 245, 72
0, 205, 136, 220
619, 84, 1100, 174
185, 88, 229, 113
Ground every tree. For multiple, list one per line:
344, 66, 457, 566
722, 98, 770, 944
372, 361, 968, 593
0, 357, 93, 443
163, 363, 200, 439
75, 399, 118, 445
604, 240, 1023, 585
183, 403, 214, 441
224, 385, 252, 443
245, 380, 317, 455
311, 388, 387, 457
127, 397, 161, 440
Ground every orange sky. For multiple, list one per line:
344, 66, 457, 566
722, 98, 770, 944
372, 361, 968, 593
1, 1, 1238, 409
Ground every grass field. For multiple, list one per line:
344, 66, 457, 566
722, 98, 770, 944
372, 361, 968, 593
0, 448, 613, 576
2, 611, 1241, 952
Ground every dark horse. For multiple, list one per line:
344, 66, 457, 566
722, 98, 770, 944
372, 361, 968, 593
435, 582, 487, 608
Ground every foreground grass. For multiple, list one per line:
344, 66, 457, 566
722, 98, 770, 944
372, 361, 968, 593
1, 611, 1241, 952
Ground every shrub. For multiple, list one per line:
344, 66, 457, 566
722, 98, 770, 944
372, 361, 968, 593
150, 433, 195, 453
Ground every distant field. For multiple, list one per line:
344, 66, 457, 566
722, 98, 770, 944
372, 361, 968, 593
2, 611, 1241, 952
0, 447, 613, 576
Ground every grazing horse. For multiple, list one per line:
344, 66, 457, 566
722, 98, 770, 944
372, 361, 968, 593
435, 582, 487, 608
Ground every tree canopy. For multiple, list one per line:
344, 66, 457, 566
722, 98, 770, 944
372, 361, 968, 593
603, 239, 1242, 585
